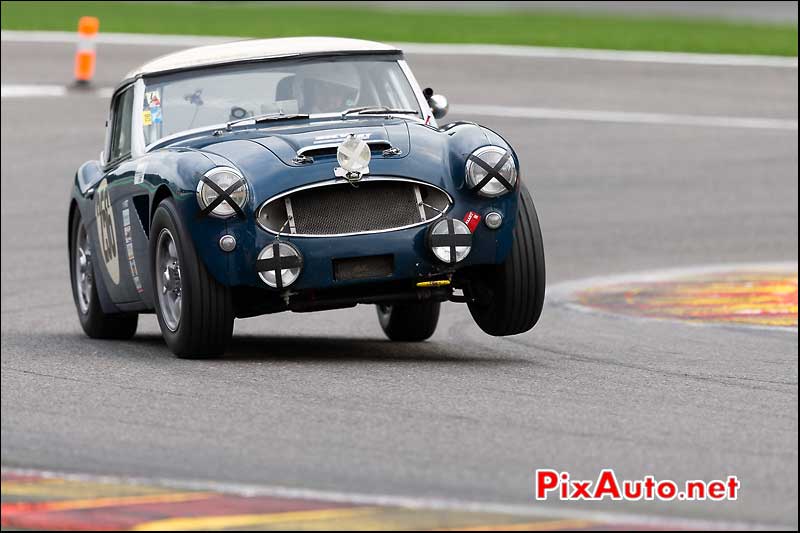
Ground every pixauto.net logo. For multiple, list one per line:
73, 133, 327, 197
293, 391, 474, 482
534, 470, 740, 501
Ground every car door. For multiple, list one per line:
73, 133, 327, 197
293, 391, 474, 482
90, 85, 149, 308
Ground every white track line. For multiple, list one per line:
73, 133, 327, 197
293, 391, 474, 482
0, 84, 109, 99
0, 30, 233, 47
3, 84, 795, 132
0, 467, 789, 530
401, 42, 799, 68
1, 30, 797, 68
455, 104, 799, 130
0, 84, 66, 98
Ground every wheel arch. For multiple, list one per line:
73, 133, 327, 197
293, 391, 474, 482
150, 185, 174, 231
67, 195, 121, 316
67, 197, 80, 252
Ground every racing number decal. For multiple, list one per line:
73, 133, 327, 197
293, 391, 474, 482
98, 189, 116, 263
94, 179, 120, 285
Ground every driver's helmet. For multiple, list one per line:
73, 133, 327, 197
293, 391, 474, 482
300, 63, 360, 114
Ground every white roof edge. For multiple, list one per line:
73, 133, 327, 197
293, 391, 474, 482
122, 36, 402, 81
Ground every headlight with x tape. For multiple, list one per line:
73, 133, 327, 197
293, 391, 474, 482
465, 146, 517, 198
196, 166, 249, 218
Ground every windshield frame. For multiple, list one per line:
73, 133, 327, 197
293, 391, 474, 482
115, 54, 433, 156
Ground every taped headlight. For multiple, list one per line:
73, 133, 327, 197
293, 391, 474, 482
465, 146, 517, 197
196, 166, 248, 218
429, 218, 472, 264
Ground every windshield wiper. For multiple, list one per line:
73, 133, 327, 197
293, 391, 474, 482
341, 106, 419, 119
226, 112, 309, 131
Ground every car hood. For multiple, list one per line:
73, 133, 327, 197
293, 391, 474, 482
171, 117, 463, 193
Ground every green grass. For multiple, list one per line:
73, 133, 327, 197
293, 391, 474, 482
1, 1, 797, 56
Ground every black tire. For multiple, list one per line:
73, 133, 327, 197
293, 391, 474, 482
377, 301, 440, 341
468, 185, 545, 336
150, 198, 234, 358
69, 211, 138, 339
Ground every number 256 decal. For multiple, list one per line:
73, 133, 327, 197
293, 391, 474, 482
94, 179, 120, 285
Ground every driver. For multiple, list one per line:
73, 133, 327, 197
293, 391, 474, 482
302, 65, 360, 114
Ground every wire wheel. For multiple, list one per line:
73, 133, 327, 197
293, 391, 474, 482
155, 228, 182, 332
74, 224, 93, 314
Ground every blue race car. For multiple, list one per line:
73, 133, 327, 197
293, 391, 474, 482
68, 37, 545, 358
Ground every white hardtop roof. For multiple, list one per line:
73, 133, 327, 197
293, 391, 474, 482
122, 36, 402, 82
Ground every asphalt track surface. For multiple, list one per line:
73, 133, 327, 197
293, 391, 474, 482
1, 39, 798, 527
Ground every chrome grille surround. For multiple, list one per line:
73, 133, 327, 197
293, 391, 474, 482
256, 177, 452, 237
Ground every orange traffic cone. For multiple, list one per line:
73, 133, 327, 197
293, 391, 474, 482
74, 16, 99, 85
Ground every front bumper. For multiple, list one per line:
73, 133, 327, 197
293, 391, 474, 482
227, 205, 514, 290
178, 172, 520, 292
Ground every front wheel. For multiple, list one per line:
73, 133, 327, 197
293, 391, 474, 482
468, 185, 545, 336
150, 199, 234, 358
377, 301, 440, 341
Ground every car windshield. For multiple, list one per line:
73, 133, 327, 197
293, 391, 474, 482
141, 56, 421, 145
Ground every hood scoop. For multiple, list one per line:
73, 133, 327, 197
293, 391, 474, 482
295, 139, 394, 162
249, 121, 410, 165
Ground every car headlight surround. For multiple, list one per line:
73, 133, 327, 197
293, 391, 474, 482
196, 166, 248, 218
465, 146, 517, 197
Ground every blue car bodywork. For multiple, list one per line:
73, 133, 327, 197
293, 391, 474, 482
68, 37, 544, 355
70, 116, 519, 316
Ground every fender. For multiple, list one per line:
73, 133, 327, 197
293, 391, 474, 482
440, 121, 520, 263
136, 149, 223, 293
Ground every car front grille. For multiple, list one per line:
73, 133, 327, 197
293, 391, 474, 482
257, 179, 451, 237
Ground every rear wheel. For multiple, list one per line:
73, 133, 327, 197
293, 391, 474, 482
69, 211, 138, 339
468, 185, 545, 336
377, 301, 440, 341
150, 199, 234, 358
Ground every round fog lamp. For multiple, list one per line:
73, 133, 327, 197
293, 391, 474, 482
429, 218, 472, 264
257, 242, 303, 289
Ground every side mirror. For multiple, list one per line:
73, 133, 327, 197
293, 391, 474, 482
99, 150, 106, 166
423, 87, 448, 119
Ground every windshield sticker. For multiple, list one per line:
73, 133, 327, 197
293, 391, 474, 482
144, 90, 162, 126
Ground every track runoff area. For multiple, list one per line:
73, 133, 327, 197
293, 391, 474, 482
1, 19, 798, 533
